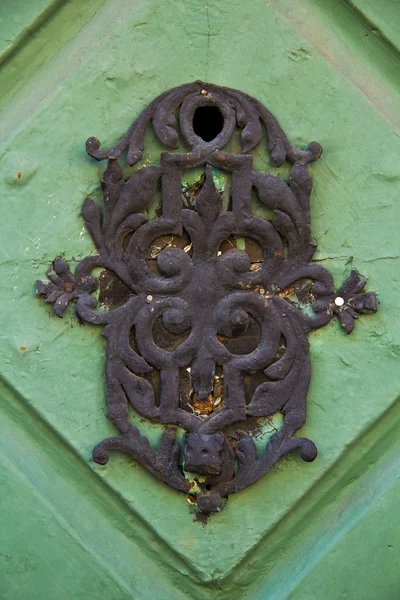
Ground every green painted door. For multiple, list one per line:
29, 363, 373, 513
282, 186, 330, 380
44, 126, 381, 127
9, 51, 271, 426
1, 1, 399, 598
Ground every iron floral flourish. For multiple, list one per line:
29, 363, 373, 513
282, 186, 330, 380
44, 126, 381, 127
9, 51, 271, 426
37, 82, 378, 514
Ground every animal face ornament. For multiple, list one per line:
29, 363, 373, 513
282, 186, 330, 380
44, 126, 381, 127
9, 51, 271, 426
37, 83, 378, 514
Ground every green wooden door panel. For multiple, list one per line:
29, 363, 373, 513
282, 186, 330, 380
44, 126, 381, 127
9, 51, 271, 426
1, 0, 399, 598
0, 378, 200, 600
348, 0, 400, 54
289, 475, 400, 600
0, 0, 62, 64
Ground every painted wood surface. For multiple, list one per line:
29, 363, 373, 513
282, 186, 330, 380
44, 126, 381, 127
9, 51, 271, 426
0, 1, 399, 598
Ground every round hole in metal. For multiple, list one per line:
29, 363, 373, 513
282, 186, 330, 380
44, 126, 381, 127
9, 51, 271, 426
193, 105, 224, 142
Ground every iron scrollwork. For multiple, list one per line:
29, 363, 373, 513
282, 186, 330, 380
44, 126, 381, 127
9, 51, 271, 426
37, 82, 378, 514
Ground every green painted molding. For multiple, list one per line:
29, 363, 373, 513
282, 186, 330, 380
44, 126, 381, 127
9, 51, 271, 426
0, 0, 66, 65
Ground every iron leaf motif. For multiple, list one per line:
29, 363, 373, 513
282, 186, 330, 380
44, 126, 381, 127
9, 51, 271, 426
36, 83, 378, 514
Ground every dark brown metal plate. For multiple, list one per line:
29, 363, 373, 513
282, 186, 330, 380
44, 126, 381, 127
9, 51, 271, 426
36, 82, 378, 514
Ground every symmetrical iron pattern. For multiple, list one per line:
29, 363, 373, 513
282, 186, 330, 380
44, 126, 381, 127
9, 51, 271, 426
37, 82, 378, 514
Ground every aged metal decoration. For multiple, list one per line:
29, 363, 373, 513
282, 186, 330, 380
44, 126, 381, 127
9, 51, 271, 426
37, 82, 378, 514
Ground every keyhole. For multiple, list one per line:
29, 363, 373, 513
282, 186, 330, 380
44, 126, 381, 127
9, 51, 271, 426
193, 106, 224, 142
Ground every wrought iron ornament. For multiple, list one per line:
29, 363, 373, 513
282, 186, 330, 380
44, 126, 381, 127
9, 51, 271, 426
37, 83, 378, 514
